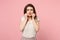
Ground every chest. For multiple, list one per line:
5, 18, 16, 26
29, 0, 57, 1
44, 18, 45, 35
24, 20, 35, 30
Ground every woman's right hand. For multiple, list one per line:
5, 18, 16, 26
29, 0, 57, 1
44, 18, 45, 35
24, 13, 29, 21
24, 13, 28, 20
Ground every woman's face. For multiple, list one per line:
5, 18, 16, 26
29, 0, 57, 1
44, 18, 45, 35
26, 6, 33, 16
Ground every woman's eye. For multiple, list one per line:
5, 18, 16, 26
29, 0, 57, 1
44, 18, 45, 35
27, 9, 33, 11
31, 9, 33, 11
27, 9, 29, 11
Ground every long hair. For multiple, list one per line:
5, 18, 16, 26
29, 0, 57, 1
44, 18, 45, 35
24, 4, 37, 20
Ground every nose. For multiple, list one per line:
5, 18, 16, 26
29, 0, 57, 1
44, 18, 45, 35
28, 10, 31, 13
28, 10, 32, 14
28, 12, 31, 15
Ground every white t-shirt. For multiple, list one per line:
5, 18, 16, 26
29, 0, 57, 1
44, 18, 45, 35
21, 16, 40, 38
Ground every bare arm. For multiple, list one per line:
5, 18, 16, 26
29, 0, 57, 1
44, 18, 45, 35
31, 13, 40, 32
32, 19, 40, 32
19, 14, 27, 32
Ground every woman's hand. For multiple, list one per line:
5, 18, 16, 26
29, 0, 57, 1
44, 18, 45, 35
25, 13, 27, 17
32, 13, 35, 19
24, 13, 29, 20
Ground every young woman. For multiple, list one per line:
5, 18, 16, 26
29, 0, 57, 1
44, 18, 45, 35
19, 4, 40, 40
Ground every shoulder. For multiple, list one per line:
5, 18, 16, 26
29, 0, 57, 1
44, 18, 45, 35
36, 17, 40, 22
21, 15, 25, 21
37, 17, 40, 21
35, 17, 40, 23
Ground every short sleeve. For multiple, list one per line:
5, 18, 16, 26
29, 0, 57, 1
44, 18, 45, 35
21, 16, 25, 21
37, 18, 40, 22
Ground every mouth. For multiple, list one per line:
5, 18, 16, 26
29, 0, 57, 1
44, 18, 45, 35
27, 13, 32, 16
27, 14, 32, 17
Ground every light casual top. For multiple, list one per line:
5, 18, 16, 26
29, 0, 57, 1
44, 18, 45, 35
21, 16, 40, 38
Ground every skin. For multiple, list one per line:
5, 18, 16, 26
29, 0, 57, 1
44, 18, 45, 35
19, 6, 40, 32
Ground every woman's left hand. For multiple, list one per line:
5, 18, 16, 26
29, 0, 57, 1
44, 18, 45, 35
32, 13, 35, 19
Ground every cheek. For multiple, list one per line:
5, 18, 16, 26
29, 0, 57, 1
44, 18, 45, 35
27, 11, 29, 13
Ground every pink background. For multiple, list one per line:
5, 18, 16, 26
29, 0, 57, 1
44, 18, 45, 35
0, 0, 60, 40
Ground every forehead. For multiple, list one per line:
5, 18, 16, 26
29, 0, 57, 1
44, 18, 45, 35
27, 6, 33, 9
